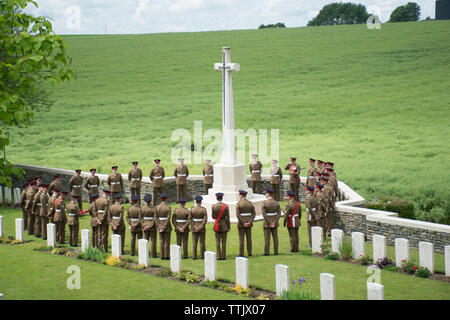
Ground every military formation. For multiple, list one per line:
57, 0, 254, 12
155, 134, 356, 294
19, 158, 338, 259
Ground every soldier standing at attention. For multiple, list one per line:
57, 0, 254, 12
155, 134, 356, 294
150, 159, 165, 206
212, 193, 230, 260
107, 166, 123, 203
95, 189, 111, 252
314, 183, 326, 241
283, 190, 301, 252
269, 159, 283, 201
156, 193, 171, 260
88, 193, 99, 248
317, 160, 325, 175
110, 193, 126, 255
31, 182, 43, 237
39, 184, 50, 240
285, 157, 301, 202
315, 171, 322, 185
127, 195, 142, 256
322, 177, 335, 238
305, 186, 319, 247
25, 180, 38, 235
85, 169, 100, 203
202, 159, 214, 194
326, 167, 339, 201
128, 161, 143, 205
236, 190, 255, 257
47, 189, 59, 224
249, 154, 263, 194
174, 157, 189, 201
262, 187, 281, 256
54, 191, 68, 244
190, 196, 207, 260
172, 198, 191, 259
69, 169, 84, 210
20, 183, 29, 231
140, 194, 157, 258
49, 174, 62, 195
306, 158, 317, 187
67, 195, 80, 246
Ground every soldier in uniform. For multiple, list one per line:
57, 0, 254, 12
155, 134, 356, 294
20, 183, 29, 230
107, 166, 123, 203
305, 186, 319, 247
88, 193, 99, 248
306, 158, 317, 187
174, 157, 189, 201
283, 190, 301, 252
67, 195, 80, 246
54, 191, 68, 244
190, 196, 207, 260
31, 181, 43, 237
47, 189, 59, 224
262, 187, 281, 256
269, 159, 283, 201
249, 154, 262, 194
150, 159, 165, 206
315, 171, 322, 185
236, 190, 255, 257
317, 160, 325, 175
202, 159, 214, 194
39, 184, 50, 240
69, 169, 84, 210
128, 161, 143, 205
95, 189, 111, 252
110, 193, 126, 255
314, 183, 326, 240
25, 180, 38, 235
156, 193, 171, 260
326, 167, 339, 201
284, 157, 301, 201
49, 174, 62, 195
212, 193, 230, 260
172, 198, 190, 259
126, 195, 142, 256
322, 177, 335, 238
85, 169, 100, 203
140, 194, 157, 258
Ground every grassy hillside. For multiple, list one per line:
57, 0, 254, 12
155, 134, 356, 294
8, 21, 450, 221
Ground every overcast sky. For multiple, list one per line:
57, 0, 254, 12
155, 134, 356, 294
25, 0, 436, 35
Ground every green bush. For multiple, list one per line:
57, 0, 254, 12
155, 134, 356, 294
415, 267, 431, 278
201, 280, 220, 288
281, 278, 318, 300
357, 254, 372, 265
338, 235, 353, 261
325, 252, 340, 260
384, 265, 397, 272
400, 258, 417, 274
78, 247, 108, 263
411, 190, 449, 225
367, 196, 415, 220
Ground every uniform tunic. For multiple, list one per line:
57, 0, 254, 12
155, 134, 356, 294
95, 196, 110, 251
88, 201, 99, 247
128, 168, 143, 200
127, 204, 142, 256
249, 161, 263, 194
84, 175, 100, 201
172, 207, 191, 258
31, 190, 42, 237
156, 202, 172, 259
236, 198, 256, 256
202, 165, 214, 194
53, 197, 67, 244
283, 200, 301, 252
110, 202, 125, 254
25, 187, 37, 235
39, 191, 49, 239
305, 194, 319, 246
20, 188, 28, 230
140, 203, 157, 258
150, 166, 165, 205
306, 166, 317, 187
190, 205, 207, 259
270, 165, 283, 201
212, 201, 230, 260
69, 175, 84, 209
66, 202, 80, 246
48, 179, 62, 195
262, 197, 281, 255
174, 165, 189, 201
284, 163, 301, 201
107, 173, 123, 202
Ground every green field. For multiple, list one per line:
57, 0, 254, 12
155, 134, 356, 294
1, 204, 449, 300
7, 20, 450, 222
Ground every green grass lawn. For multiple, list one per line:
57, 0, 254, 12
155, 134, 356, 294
1, 203, 449, 300
7, 21, 450, 219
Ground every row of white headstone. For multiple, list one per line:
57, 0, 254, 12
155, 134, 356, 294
311, 226, 446, 274
0, 186, 21, 205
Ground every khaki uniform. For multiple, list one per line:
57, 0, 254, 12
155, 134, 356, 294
262, 197, 281, 255
202, 165, 214, 194
53, 198, 67, 244
67, 202, 80, 246
315, 190, 326, 240
88, 201, 98, 247
156, 202, 172, 259
174, 165, 189, 201
20, 188, 28, 230
25, 187, 37, 235
172, 207, 191, 258
212, 201, 230, 260
95, 196, 110, 252
285, 163, 301, 201
318, 164, 326, 175
328, 174, 339, 201
323, 183, 335, 236
39, 191, 50, 239
48, 179, 62, 195
236, 198, 256, 256
127, 204, 142, 256
305, 194, 319, 246
306, 166, 317, 187
107, 173, 123, 203
249, 161, 263, 194
150, 166, 165, 206
31, 190, 42, 237
190, 205, 207, 259
110, 202, 125, 255
84, 175, 100, 202
47, 194, 58, 223
128, 168, 143, 202
69, 175, 84, 210
283, 200, 301, 252
140, 203, 157, 258
270, 165, 283, 201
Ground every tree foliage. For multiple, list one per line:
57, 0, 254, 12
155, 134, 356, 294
389, 2, 421, 23
307, 2, 370, 26
0, 0, 74, 187
258, 22, 286, 29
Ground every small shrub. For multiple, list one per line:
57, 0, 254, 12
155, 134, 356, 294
357, 254, 372, 265
65, 251, 75, 257
33, 245, 53, 252
256, 294, 270, 300
281, 277, 318, 300
50, 247, 69, 255
367, 196, 415, 220
233, 284, 250, 297
415, 267, 431, 278
384, 265, 397, 272
201, 280, 220, 288
82, 247, 108, 263
156, 269, 172, 277
320, 243, 331, 257
337, 235, 353, 260
400, 259, 417, 274
376, 257, 395, 269
325, 252, 340, 260
176, 270, 202, 283
223, 285, 234, 293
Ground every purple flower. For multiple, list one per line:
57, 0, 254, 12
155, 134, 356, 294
291, 280, 295, 285
300, 277, 305, 283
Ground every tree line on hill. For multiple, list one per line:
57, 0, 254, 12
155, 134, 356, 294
258, 22, 286, 29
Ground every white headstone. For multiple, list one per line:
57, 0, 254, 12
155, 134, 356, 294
331, 229, 343, 254
111, 234, 121, 258
275, 264, 290, 296
138, 239, 149, 267
367, 282, 384, 300
81, 229, 90, 253
235, 256, 249, 288
15, 218, 23, 242
395, 238, 410, 267
204, 251, 217, 281
311, 226, 323, 254
47, 223, 56, 248
5, 187, 11, 203
0, 293, 3, 300
320, 273, 336, 300
14, 188, 21, 205
170, 244, 182, 273
373, 234, 387, 263
445, 245, 450, 277
352, 232, 365, 259
419, 241, 434, 274
0, 215, 3, 237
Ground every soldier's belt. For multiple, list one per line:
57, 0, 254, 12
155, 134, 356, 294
240, 213, 251, 216
111, 182, 120, 185
37, 203, 42, 206
55, 209, 61, 212
291, 214, 299, 218
176, 219, 187, 223
192, 218, 203, 222
266, 212, 277, 216
308, 176, 314, 178
72, 185, 81, 188
271, 174, 279, 177
312, 208, 316, 211
98, 210, 105, 213
251, 170, 260, 173
143, 217, 153, 220
112, 216, 120, 220
68, 213, 77, 217
158, 217, 167, 220
153, 176, 162, 179
88, 185, 98, 188
130, 218, 139, 222
204, 174, 213, 177
177, 174, 186, 177
131, 178, 140, 181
